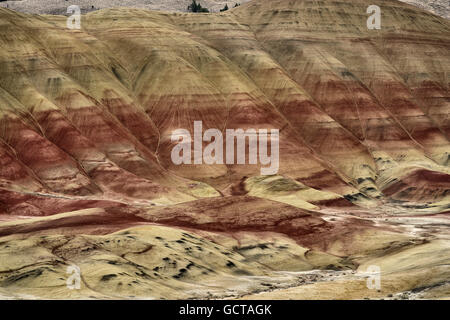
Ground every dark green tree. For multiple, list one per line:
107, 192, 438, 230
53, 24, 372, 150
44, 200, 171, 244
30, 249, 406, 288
188, 0, 209, 13
220, 4, 229, 12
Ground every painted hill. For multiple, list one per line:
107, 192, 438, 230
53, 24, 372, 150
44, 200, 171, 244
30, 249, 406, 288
0, 0, 448, 299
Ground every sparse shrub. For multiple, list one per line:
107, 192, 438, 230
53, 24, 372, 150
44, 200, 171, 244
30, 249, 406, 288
188, 0, 209, 13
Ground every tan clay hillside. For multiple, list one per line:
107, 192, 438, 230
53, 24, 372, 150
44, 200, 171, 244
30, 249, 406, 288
1, 0, 448, 19
0, 0, 251, 14
0, 0, 449, 299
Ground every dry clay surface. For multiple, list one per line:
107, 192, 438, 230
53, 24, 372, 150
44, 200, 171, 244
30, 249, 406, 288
0, 0, 449, 299
0, 0, 448, 18
0, 197, 448, 299
0, 0, 251, 14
